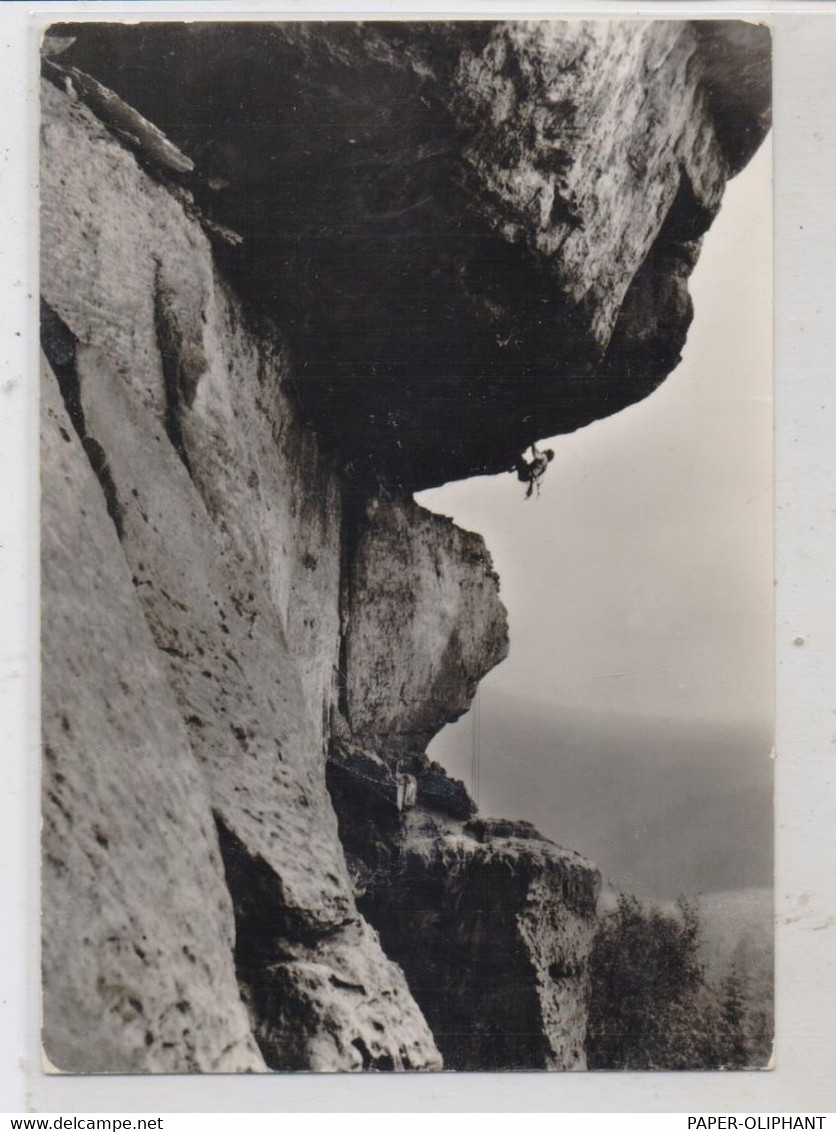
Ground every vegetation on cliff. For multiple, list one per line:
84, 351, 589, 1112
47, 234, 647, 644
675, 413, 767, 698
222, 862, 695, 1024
586, 894, 772, 1070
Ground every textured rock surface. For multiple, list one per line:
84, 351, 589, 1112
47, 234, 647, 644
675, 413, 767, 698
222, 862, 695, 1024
41, 358, 263, 1074
326, 742, 600, 1070
52, 19, 770, 490
371, 819, 600, 1071
41, 80, 440, 1072
344, 498, 508, 742
239, 917, 442, 1071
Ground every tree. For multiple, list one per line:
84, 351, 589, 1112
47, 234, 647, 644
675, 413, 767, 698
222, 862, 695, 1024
585, 894, 726, 1070
717, 936, 774, 1068
720, 953, 749, 1067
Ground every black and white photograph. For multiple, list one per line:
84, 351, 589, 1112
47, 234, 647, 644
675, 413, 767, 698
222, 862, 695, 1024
39, 18, 773, 1075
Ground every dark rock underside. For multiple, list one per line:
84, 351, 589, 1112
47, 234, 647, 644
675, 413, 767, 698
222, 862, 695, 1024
50, 20, 770, 491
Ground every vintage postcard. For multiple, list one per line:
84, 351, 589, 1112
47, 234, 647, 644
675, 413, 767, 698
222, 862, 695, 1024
39, 18, 772, 1074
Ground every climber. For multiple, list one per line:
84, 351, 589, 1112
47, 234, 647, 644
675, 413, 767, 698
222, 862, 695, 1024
395, 772, 418, 812
513, 443, 555, 499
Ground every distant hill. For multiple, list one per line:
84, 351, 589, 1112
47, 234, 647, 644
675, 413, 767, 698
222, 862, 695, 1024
428, 688, 773, 901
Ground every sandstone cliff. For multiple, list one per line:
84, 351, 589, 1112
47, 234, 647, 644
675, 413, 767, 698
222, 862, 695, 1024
40, 20, 770, 1072
41, 80, 439, 1073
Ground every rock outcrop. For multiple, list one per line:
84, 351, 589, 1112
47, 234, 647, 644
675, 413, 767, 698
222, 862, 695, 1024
343, 497, 509, 744
362, 818, 599, 1071
324, 494, 601, 1068
40, 20, 770, 1073
327, 743, 600, 1070
49, 19, 770, 491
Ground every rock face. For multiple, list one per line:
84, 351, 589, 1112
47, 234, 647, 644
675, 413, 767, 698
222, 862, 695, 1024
325, 493, 597, 1069
40, 20, 770, 1073
327, 744, 600, 1070
343, 497, 509, 743
41, 357, 264, 1074
51, 19, 770, 491
362, 817, 600, 1071
41, 80, 439, 1073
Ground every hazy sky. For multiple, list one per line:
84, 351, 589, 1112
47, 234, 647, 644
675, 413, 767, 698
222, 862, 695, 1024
418, 136, 772, 728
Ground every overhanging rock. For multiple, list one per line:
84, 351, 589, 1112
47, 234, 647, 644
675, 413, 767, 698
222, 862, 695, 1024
343, 497, 509, 745
49, 20, 770, 491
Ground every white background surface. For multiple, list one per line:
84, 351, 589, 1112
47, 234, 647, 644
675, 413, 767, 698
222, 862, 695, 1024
1, 1, 834, 1114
